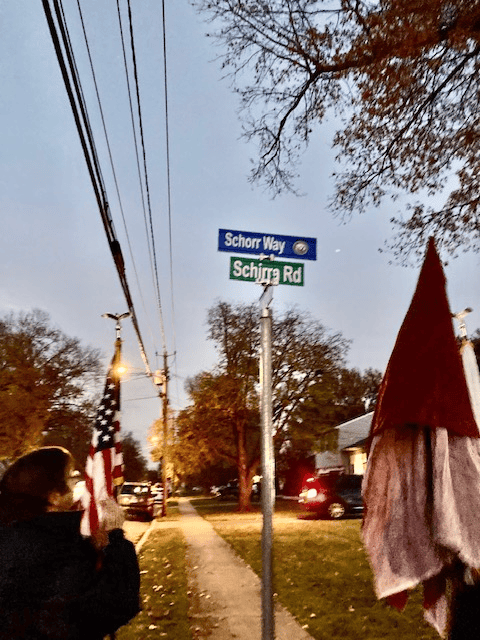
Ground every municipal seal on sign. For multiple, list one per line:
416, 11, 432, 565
293, 240, 309, 256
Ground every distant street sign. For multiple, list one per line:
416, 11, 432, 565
230, 256, 304, 286
218, 228, 316, 261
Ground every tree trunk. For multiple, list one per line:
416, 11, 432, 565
236, 420, 260, 511
237, 467, 257, 511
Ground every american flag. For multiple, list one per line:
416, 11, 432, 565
81, 348, 124, 537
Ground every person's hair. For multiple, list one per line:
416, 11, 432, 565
0, 446, 75, 525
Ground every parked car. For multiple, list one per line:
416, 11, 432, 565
298, 472, 363, 519
118, 482, 154, 521
217, 479, 261, 502
217, 480, 239, 500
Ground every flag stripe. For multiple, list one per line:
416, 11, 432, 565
81, 350, 124, 537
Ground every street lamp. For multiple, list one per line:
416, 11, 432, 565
452, 307, 473, 339
101, 312, 131, 341
102, 312, 131, 376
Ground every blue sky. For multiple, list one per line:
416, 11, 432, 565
1, 1, 479, 463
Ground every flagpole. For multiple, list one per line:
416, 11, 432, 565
101, 313, 130, 493
101, 313, 130, 640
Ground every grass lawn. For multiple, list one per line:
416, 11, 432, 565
116, 503, 192, 640
193, 498, 439, 640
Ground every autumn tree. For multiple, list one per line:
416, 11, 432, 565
43, 399, 98, 469
175, 372, 260, 510
149, 410, 176, 491
0, 309, 101, 459
174, 300, 350, 510
287, 366, 382, 456
194, 0, 480, 258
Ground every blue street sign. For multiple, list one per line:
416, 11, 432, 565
218, 229, 317, 261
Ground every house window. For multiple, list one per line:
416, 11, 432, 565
350, 450, 367, 475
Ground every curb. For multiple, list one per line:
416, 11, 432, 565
134, 519, 156, 553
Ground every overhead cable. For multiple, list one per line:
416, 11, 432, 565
42, 0, 154, 379
115, 0, 159, 326
161, 0, 179, 394
75, 0, 160, 357
126, 0, 167, 352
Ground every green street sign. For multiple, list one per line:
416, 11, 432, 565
229, 256, 304, 286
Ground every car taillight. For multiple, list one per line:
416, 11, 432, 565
306, 488, 318, 499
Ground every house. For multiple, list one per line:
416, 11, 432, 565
314, 412, 373, 475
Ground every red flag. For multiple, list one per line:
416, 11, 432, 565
81, 347, 124, 537
370, 237, 479, 441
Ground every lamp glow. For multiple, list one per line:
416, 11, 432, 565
113, 362, 128, 377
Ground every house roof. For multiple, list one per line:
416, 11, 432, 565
314, 412, 373, 470
335, 412, 374, 450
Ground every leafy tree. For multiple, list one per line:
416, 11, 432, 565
0, 310, 101, 459
43, 399, 98, 469
191, 461, 238, 490
122, 431, 148, 481
149, 411, 176, 491
175, 372, 260, 510
174, 300, 350, 510
194, 0, 480, 258
287, 366, 382, 455
270, 306, 349, 446
147, 467, 161, 483
277, 366, 381, 495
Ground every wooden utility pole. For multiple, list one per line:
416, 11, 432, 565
161, 351, 169, 517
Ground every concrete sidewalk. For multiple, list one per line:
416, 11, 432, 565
178, 498, 314, 640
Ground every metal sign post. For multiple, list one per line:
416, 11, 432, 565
217, 226, 316, 640
259, 284, 275, 640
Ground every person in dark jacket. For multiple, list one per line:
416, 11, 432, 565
0, 446, 140, 639
448, 564, 480, 640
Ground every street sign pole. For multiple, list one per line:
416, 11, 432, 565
218, 226, 317, 640
259, 284, 275, 640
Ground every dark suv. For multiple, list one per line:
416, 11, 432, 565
298, 472, 363, 519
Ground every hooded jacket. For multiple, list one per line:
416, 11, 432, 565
0, 510, 140, 639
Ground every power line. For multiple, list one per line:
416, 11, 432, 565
161, 0, 175, 343
161, 0, 179, 395
75, 0, 160, 359
115, 0, 160, 345
126, 0, 167, 352
42, 0, 154, 380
